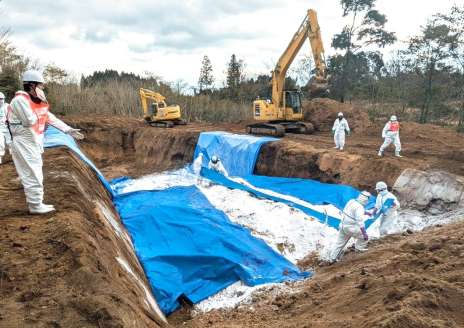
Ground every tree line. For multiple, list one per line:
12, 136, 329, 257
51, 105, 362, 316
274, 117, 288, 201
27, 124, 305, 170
0, 1, 463, 129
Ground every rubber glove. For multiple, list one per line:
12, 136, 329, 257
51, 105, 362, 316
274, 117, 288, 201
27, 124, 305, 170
331, 130, 335, 135
347, 131, 351, 136
360, 227, 368, 241
67, 128, 85, 140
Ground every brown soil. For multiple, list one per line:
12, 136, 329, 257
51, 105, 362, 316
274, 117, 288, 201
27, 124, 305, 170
0, 149, 167, 328
63, 110, 464, 191
1, 98, 463, 327
170, 222, 464, 328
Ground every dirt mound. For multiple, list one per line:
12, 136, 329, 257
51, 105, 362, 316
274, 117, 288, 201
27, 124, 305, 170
304, 98, 371, 133
172, 222, 464, 328
0, 148, 167, 328
62, 115, 464, 191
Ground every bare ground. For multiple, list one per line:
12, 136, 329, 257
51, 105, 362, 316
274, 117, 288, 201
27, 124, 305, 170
0, 107, 463, 327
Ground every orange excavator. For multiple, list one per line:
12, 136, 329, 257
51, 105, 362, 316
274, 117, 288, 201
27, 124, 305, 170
246, 9, 328, 137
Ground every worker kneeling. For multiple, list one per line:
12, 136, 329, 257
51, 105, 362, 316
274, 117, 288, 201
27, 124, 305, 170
330, 191, 371, 262
208, 155, 228, 177
7, 70, 84, 215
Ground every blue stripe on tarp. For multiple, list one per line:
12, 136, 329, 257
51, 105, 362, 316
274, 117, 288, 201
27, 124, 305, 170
113, 185, 310, 314
193, 131, 277, 177
44, 126, 114, 197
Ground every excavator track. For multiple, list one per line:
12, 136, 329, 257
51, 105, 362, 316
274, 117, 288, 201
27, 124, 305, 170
246, 121, 313, 137
246, 123, 286, 138
148, 121, 175, 128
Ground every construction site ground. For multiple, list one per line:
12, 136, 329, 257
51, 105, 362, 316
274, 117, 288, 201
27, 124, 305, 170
1, 104, 463, 327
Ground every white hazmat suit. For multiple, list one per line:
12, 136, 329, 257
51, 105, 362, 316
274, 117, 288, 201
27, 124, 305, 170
0, 97, 9, 164
332, 116, 350, 150
379, 119, 401, 157
374, 190, 400, 237
8, 90, 78, 213
330, 195, 369, 262
208, 158, 228, 176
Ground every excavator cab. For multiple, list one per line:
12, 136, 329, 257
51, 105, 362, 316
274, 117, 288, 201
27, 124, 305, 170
284, 90, 303, 116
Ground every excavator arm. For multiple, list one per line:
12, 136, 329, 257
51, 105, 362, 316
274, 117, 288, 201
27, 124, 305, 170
271, 9, 327, 108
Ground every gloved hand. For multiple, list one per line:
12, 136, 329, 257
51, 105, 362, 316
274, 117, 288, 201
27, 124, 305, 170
360, 227, 369, 241
67, 128, 85, 140
331, 130, 335, 135
347, 131, 351, 136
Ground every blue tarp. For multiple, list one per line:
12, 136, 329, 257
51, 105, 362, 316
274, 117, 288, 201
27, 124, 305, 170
194, 131, 378, 227
44, 126, 114, 196
194, 131, 277, 177
113, 186, 310, 314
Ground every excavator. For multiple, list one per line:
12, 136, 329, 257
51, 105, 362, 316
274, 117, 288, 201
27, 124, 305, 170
246, 9, 328, 137
139, 88, 186, 128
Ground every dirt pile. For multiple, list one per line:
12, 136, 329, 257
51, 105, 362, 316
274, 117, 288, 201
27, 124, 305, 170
63, 115, 464, 191
0, 148, 167, 328
172, 221, 464, 328
394, 169, 464, 214
303, 98, 371, 133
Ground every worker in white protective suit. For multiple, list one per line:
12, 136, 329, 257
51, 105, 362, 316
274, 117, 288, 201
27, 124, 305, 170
378, 115, 402, 157
208, 155, 228, 176
0, 92, 9, 164
329, 191, 371, 262
371, 181, 400, 237
332, 112, 350, 151
7, 70, 84, 214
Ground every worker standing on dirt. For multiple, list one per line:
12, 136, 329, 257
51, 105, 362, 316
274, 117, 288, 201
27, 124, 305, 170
329, 191, 371, 262
332, 112, 350, 151
0, 92, 9, 164
7, 70, 84, 214
208, 155, 228, 176
371, 181, 400, 237
378, 115, 402, 157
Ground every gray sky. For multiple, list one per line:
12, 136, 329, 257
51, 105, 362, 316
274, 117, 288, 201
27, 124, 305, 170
2, 0, 460, 86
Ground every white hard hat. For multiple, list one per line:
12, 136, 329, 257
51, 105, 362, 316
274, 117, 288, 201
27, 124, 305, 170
357, 191, 371, 205
338, 112, 343, 116
390, 115, 397, 121
375, 181, 388, 191
0, 92, 4, 99
22, 70, 45, 83
211, 155, 219, 164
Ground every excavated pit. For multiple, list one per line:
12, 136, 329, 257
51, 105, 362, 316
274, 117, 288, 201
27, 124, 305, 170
1, 111, 464, 327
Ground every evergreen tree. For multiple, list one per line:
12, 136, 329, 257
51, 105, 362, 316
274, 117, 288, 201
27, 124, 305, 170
198, 55, 214, 93
226, 54, 245, 100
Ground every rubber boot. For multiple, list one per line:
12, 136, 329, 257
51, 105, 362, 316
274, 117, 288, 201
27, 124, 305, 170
378, 151, 383, 157
395, 151, 403, 158
29, 203, 55, 215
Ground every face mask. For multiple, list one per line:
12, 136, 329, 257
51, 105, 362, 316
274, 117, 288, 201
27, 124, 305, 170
338, 116, 343, 120
35, 87, 47, 103
379, 189, 388, 196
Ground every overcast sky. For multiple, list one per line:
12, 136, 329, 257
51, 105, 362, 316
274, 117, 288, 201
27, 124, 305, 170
2, 0, 460, 87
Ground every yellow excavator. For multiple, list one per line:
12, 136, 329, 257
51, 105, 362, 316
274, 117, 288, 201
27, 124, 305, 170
139, 88, 186, 128
246, 9, 328, 137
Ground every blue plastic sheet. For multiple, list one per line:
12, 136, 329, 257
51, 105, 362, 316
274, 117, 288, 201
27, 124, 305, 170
44, 126, 114, 196
194, 131, 277, 177
113, 186, 310, 314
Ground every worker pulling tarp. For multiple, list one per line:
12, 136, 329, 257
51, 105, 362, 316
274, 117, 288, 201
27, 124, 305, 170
44, 126, 114, 196
194, 131, 278, 177
113, 185, 310, 314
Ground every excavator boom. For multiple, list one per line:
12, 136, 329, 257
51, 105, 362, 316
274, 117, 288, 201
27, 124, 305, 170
272, 9, 328, 110
247, 9, 327, 137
